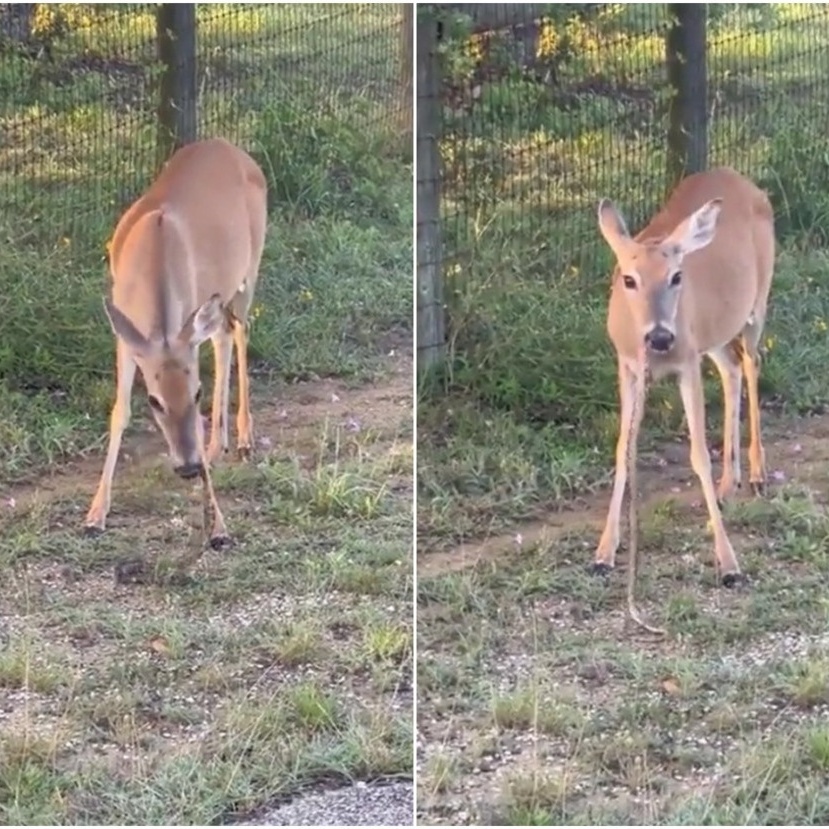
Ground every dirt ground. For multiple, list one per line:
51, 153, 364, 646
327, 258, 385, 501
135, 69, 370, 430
416, 409, 829, 825
0, 353, 414, 825
418, 410, 829, 579
6, 354, 412, 519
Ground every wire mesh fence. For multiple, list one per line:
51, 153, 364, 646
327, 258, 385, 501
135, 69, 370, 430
417, 3, 829, 375
0, 2, 412, 246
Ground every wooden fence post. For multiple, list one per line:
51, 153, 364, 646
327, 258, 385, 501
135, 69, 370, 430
399, 3, 414, 157
416, 7, 445, 374
666, 4, 707, 192
157, 3, 197, 170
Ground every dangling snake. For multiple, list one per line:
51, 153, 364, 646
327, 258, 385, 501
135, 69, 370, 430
625, 358, 667, 636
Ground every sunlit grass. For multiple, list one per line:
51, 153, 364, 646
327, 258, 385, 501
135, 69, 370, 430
0, 3, 411, 481
422, 3, 829, 543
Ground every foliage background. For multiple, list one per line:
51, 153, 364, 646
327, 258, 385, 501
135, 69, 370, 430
418, 2, 829, 543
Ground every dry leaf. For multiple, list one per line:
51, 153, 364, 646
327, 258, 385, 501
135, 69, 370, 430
149, 636, 171, 656
661, 677, 682, 696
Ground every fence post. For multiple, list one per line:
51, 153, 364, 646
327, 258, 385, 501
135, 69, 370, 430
399, 4, 414, 157
665, 4, 707, 192
157, 3, 197, 170
416, 7, 445, 374
0, 4, 34, 43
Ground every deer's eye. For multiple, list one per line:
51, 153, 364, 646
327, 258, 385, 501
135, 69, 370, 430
622, 274, 637, 290
148, 395, 164, 414
670, 270, 683, 287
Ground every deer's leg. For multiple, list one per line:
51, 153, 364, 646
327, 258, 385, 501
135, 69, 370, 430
196, 400, 229, 547
594, 358, 637, 572
232, 317, 254, 460
85, 340, 136, 534
741, 326, 767, 495
678, 364, 743, 585
708, 344, 742, 503
207, 326, 233, 463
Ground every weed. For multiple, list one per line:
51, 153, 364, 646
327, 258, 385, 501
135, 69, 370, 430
491, 684, 584, 736
0, 640, 65, 693
418, 5, 829, 827
363, 623, 412, 665
419, 6, 829, 543
787, 661, 829, 708
0, 7, 413, 825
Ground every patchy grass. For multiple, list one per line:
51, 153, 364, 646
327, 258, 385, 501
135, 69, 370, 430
418, 4, 829, 547
417, 415, 829, 825
0, 360, 413, 825
0, 6, 412, 824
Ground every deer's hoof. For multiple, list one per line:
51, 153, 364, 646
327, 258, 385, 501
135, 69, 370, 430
722, 572, 748, 589
209, 534, 231, 551
83, 525, 104, 539
590, 562, 614, 577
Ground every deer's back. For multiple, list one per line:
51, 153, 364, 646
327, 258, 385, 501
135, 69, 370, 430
110, 139, 268, 311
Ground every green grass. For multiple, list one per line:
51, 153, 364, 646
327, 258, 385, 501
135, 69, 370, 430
417, 471, 829, 825
418, 4, 829, 825
0, 394, 413, 824
419, 2, 829, 547
0, 4, 412, 824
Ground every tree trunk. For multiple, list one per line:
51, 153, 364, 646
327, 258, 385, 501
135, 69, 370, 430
157, 3, 197, 171
666, 4, 708, 192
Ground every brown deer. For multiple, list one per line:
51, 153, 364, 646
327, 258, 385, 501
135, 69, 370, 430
84, 138, 268, 547
593, 167, 775, 589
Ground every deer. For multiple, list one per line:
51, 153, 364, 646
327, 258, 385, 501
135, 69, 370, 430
592, 166, 775, 608
84, 137, 268, 549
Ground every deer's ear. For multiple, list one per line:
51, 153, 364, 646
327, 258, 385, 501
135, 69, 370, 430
597, 198, 631, 258
666, 198, 723, 256
177, 294, 225, 348
103, 297, 153, 357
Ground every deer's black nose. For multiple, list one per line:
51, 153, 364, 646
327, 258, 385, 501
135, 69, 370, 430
644, 327, 675, 353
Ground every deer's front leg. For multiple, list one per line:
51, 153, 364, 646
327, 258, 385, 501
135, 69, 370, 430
196, 402, 229, 548
232, 317, 254, 460
85, 340, 136, 535
593, 358, 638, 573
678, 364, 744, 586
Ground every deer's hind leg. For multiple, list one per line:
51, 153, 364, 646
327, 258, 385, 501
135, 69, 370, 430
206, 312, 235, 464
740, 315, 767, 495
708, 341, 743, 504
231, 317, 254, 460
227, 281, 258, 462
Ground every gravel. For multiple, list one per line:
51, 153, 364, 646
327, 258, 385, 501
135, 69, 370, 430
248, 782, 413, 827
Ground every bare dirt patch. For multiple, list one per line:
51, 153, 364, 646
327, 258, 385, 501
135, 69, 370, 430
417, 410, 829, 825
419, 411, 829, 578
0, 355, 413, 826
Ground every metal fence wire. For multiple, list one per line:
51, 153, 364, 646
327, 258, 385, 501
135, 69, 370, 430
0, 2, 411, 245
416, 3, 829, 372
